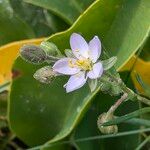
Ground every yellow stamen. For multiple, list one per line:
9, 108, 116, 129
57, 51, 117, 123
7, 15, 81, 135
75, 59, 92, 71
75, 49, 79, 52
68, 59, 75, 68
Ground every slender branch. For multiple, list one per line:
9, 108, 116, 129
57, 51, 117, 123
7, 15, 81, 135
135, 135, 150, 150
28, 128, 150, 150
107, 93, 128, 115
136, 95, 150, 106
8, 141, 23, 150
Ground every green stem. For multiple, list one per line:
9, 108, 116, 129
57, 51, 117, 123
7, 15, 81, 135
136, 95, 150, 106
28, 128, 150, 150
107, 93, 128, 116
135, 135, 150, 150
105, 73, 150, 106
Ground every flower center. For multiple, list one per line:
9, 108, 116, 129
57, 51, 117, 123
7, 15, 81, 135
69, 59, 92, 71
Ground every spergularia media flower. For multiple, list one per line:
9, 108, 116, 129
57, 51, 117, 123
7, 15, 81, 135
53, 33, 103, 93
19, 32, 150, 137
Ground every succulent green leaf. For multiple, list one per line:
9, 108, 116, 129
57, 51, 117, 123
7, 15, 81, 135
23, 0, 94, 24
9, 0, 150, 148
0, 0, 35, 45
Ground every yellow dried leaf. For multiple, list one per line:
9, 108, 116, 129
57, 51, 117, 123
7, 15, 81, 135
121, 56, 150, 93
0, 38, 44, 84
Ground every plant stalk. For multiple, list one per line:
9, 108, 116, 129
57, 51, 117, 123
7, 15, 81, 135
107, 93, 128, 116
105, 73, 150, 106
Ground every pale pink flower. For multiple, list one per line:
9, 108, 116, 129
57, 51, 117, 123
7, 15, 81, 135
53, 33, 103, 93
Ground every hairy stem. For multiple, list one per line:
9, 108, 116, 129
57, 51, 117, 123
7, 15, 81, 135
107, 93, 128, 116
105, 73, 150, 106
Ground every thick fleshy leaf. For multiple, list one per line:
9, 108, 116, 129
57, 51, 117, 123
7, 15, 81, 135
9, 0, 150, 148
89, 36, 101, 63
0, 0, 35, 45
87, 62, 103, 79
10, 0, 69, 37
53, 58, 80, 75
103, 0, 150, 70
70, 33, 89, 59
65, 72, 87, 93
24, 0, 94, 24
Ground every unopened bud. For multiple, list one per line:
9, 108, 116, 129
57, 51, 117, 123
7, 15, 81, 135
97, 112, 118, 134
33, 66, 56, 84
110, 83, 122, 96
20, 45, 46, 64
100, 82, 111, 93
40, 41, 61, 57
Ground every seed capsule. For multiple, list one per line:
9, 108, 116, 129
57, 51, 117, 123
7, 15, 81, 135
33, 66, 56, 84
97, 112, 118, 134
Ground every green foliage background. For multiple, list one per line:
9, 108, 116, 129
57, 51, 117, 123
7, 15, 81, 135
0, 0, 150, 150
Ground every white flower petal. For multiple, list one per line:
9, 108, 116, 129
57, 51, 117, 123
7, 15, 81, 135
88, 36, 101, 63
70, 33, 89, 59
65, 71, 87, 93
53, 58, 80, 75
87, 62, 103, 79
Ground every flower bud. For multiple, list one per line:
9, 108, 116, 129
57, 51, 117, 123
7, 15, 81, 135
109, 82, 122, 96
20, 45, 46, 64
100, 82, 111, 93
40, 41, 61, 57
33, 66, 56, 84
97, 112, 118, 134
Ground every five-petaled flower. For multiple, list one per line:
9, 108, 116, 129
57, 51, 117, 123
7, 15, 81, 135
53, 33, 103, 93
